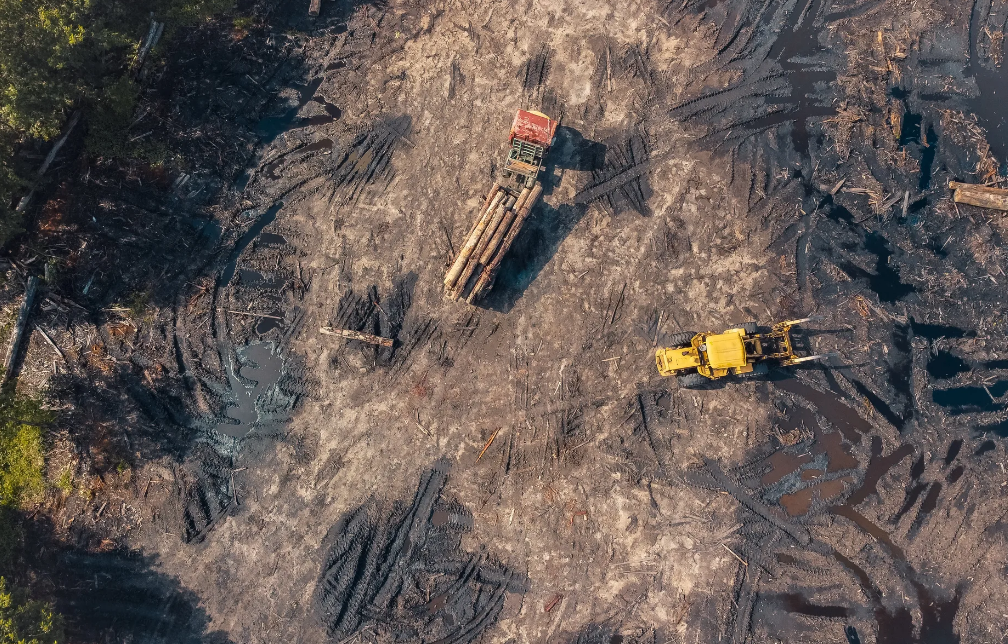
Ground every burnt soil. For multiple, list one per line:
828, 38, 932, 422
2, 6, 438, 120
5, 0, 1008, 642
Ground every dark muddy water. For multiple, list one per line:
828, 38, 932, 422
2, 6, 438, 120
218, 202, 283, 288
774, 377, 871, 442
218, 342, 284, 438
933, 381, 1008, 413
765, 0, 836, 155
969, 8, 1008, 166
928, 350, 970, 379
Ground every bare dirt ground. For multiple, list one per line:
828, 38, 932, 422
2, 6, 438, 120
8, 0, 1008, 642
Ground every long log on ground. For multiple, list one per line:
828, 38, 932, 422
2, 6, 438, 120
444, 191, 505, 290
703, 457, 811, 545
448, 195, 516, 301
467, 183, 542, 303
949, 181, 1008, 211
320, 326, 393, 347
3, 276, 39, 382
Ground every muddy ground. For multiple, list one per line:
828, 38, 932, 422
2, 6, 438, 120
6, 0, 1008, 642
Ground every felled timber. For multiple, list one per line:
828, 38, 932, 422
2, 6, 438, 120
949, 181, 1008, 211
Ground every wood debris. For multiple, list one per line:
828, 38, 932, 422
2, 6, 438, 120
319, 326, 393, 347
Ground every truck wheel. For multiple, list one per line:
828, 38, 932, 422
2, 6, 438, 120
741, 362, 769, 378
742, 321, 758, 335
668, 331, 696, 348
677, 371, 708, 389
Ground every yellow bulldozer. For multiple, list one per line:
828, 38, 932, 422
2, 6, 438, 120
655, 318, 826, 388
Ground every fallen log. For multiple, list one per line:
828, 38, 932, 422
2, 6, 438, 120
467, 182, 542, 303
444, 191, 505, 290
3, 276, 39, 383
949, 181, 1008, 211
448, 194, 516, 301
320, 326, 393, 347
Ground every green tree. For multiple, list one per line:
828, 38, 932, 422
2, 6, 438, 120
0, 0, 89, 244
0, 390, 48, 509
0, 577, 63, 644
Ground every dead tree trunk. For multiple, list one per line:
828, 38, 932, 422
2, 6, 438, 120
3, 276, 39, 383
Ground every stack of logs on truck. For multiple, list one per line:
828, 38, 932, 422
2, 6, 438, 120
444, 110, 558, 303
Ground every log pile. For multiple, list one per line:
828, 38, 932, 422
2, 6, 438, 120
443, 182, 542, 303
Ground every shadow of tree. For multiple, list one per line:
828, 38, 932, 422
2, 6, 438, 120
23, 514, 234, 643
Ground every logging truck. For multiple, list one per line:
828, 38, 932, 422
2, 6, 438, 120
443, 110, 558, 303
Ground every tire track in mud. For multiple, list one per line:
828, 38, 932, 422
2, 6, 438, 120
315, 459, 526, 643
678, 373, 1005, 642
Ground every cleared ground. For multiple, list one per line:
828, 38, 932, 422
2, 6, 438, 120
11, 0, 1008, 642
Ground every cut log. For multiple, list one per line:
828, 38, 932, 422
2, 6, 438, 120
3, 276, 39, 383
444, 190, 505, 290
949, 181, 1008, 211
448, 195, 516, 301
309, 0, 322, 17
319, 326, 393, 347
478, 186, 532, 266
467, 182, 542, 303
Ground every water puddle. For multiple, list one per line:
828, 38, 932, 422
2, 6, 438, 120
764, 0, 838, 156
977, 417, 1008, 438
217, 342, 284, 438
814, 431, 858, 472
839, 232, 915, 303
944, 439, 963, 466
851, 379, 908, 432
928, 350, 970, 379
762, 451, 814, 486
968, 9, 1008, 165
303, 138, 334, 153
218, 202, 283, 289
846, 438, 914, 506
975, 439, 996, 455
832, 504, 906, 560
774, 377, 872, 442
304, 98, 341, 127
932, 381, 1008, 413
780, 475, 852, 516
256, 232, 288, 247
779, 593, 848, 618
918, 125, 938, 191
255, 311, 285, 335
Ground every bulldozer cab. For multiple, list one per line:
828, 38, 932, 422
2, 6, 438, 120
703, 331, 748, 370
